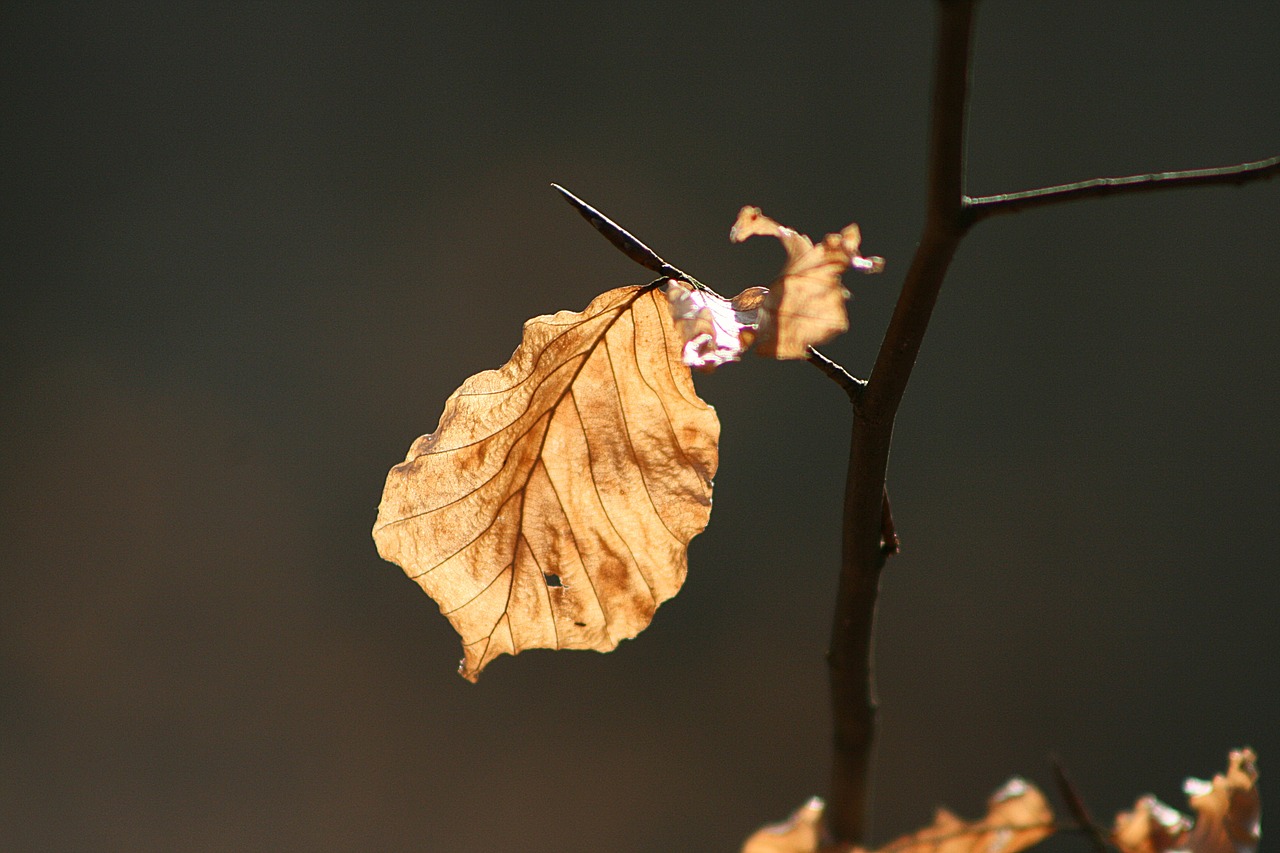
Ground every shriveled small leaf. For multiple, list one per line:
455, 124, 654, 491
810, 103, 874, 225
1114, 749, 1261, 853
730, 206, 884, 359
666, 279, 766, 370
1114, 796, 1192, 853
1184, 749, 1261, 853
741, 779, 1054, 853
373, 284, 719, 681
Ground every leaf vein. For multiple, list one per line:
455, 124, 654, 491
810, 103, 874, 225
448, 291, 640, 401
535, 455, 609, 636
408, 489, 520, 579
442, 562, 514, 616
630, 296, 704, 510
569, 384, 658, 608
520, 533, 559, 650
602, 333, 682, 549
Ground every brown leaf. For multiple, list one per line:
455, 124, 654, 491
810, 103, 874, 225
1113, 796, 1192, 853
741, 779, 1054, 853
1114, 749, 1260, 853
730, 206, 884, 360
877, 778, 1055, 853
742, 797, 827, 853
373, 284, 719, 681
1184, 749, 1261, 853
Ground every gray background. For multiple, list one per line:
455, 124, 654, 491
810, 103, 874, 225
3, 3, 1277, 850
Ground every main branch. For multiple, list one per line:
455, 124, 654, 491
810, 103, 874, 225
817, 1, 1280, 846
823, 1, 977, 845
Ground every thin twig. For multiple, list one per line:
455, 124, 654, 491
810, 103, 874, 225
807, 346, 867, 401
963, 155, 1280, 225
824, 1, 977, 845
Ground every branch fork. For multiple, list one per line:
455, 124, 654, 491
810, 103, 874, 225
551, 16, 1277, 839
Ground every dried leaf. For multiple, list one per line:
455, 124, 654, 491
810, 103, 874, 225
373, 284, 719, 681
744, 751, 1260, 853
1114, 749, 1261, 853
741, 779, 1054, 853
730, 206, 884, 359
1184, 749, 1261, 853
1113, 796, 1192, 853
666, 279, 767, 370
877, 778, 1055, 853
743, 797, 827, 853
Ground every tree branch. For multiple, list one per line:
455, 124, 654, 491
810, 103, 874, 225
822, 4, 1277, 849
824, 1, 977, 845
963, 155, 1280, 224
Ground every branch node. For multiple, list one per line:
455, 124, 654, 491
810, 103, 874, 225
807, 347, 867, 402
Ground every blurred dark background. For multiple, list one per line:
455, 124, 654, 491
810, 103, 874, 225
2, 3, 1277, 850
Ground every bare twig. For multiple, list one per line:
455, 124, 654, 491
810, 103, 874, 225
824, 1, 977, 845
963, 155, 1280, 225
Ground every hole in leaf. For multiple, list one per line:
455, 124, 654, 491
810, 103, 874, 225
543, 572, 563, 588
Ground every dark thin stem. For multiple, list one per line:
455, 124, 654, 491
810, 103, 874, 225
807, 346, 867, 401
823, 1, 977, 845
1051, 760, 1113, 853
963, 155, 1280, 224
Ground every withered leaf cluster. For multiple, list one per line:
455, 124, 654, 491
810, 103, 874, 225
669, 207, 884, 369
743, 776, 1052, 853
1114, 748, 1260, 853
741, 750, 1260, 853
